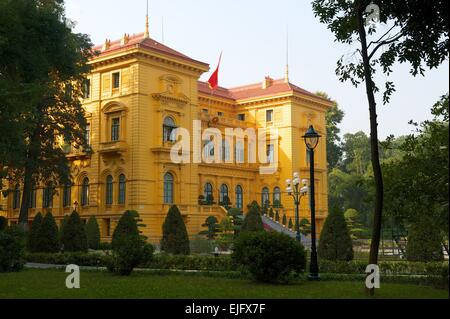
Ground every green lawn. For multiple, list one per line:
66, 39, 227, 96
0, 269, 447, 299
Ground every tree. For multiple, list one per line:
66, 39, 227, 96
282, 214, 287, 227
406, 219, 444, 262
299, 218, 311, 237
160, 205, 190, 255
275, 211, 280, 223
312, 0, 449, 292
0, 225, 26, 272
0, 0, 93, 230
317, 92, 345, 170
288, 218, 293, 230
216, 216, 235, 251
85, 216, 100, 250
269, 207, 274, 219
228, 208, 244, 237
383, 95, 449, 252
109, 211, 153, 276
344, 208, 366, 240
241, 203, 264, 233
61, 211, 88, 252
36, 212, 60, 253
27, 212, 43, 253
199, 216, 220, 240
318, 206, 354, 261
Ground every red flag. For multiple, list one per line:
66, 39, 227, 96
208, 52, 222, 90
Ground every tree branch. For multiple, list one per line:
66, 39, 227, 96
368, 30, 405, 61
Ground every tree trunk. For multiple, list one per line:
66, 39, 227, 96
356, 3, 384, 296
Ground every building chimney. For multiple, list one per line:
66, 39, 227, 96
262, 76, 274, 89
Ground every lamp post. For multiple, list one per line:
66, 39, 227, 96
286, 173, 309, 243
303, 125, 321, 281
73, 201, 79, 213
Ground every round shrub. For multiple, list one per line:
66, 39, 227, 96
27, 212, 43, 253
160, 205, 190, 255
241, 203, 264, 233
61, 211, 88, 252
85, 216, 100, 250
36, 212, 60, 253
232, 231, 306, 283
407, 220, 444, 262
0, 226, 26, 272
109, 211, 154, 276
318, 206, 354, 261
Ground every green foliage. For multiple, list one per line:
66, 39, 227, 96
160, 205, 190, 255
0, 217, 7, 231
288, 218, 293, 230
109, 211, 153, 276
61, 211, 88, 252
0, 226, 26, 272
269, 207, 274, 219
216, 217, 234, 251
275, 211, 280, 223
318, 207, 354, 261
406, 220, 444, 262
36, 212, 60, 253
344, 209, 366, 240
282, 214, 287, 226
299, 218, 311, 237
27, 212, 43, 253
241, 204, 264, 233
227, 208, 244, 237
85, 216, 100, 250
232, 232, 306, 283
199, 216, 220, 240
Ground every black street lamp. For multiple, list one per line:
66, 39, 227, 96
303, 125, 321, 281
286, 173, 309, 243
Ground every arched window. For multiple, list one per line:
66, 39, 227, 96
235, 141, 245, 163
63, 183, 71, 208
105, 175, 113, 205
164, 173, 174, 204
219, 184, 229, 205
13, 185, 20, 210
221, 139, 231, 162
81, 177, 89, 207
273, 187, 281, 207
163, 117, 177, 143
28, 184, 37, 209
261, 187, 270, 208
43, 183, 54, 208
235, 185, 243, 209
204, 183, 213, 204
118, 174, 126, 205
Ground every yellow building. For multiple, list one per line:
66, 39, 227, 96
2, 30, 332, 243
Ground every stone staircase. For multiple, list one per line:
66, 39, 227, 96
261, 215, 311, 249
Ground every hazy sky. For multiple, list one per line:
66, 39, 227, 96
65, 0, 449, 139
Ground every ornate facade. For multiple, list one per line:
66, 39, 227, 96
1, 31, 332, 243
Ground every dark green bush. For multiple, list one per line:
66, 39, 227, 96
0, 226, 26, 272
61, 211, 88, 252
0, 216, 7, 231
109, 211, 154, 275
27, 212, 43, 253
85, 216, 100, 250
98, 242, 111, 251
36, 212, 60, 253
318, 206, 354, 261
241, 203, 264, 233
406, 220, 444, 262
232, 231, 306, 283
160, 205, 190, 255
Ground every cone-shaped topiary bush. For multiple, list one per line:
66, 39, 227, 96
59, 215, 70, 241
288, 218, 293, 230
85, 216, 100, 250
109, 211, 153, 276
27, 212, 43, 253
406, 219, 444, 262
241, 203, 264, 233
61, 211, 88, 252
36, 212, 60, 253
160, 205, 190, 255
318, 206, 354, 261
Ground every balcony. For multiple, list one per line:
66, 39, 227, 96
98, 141, 128, 155
199, 112, 252, 129
65, 145, 92, 159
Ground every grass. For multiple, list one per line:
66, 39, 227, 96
0, 269, 447, 299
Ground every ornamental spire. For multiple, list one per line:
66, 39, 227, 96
144, 0, 150, 39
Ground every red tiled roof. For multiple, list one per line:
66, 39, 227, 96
198, 78, 331, 103
92, 33, 208, 67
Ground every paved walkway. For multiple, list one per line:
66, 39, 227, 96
261, 215, 312, 249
